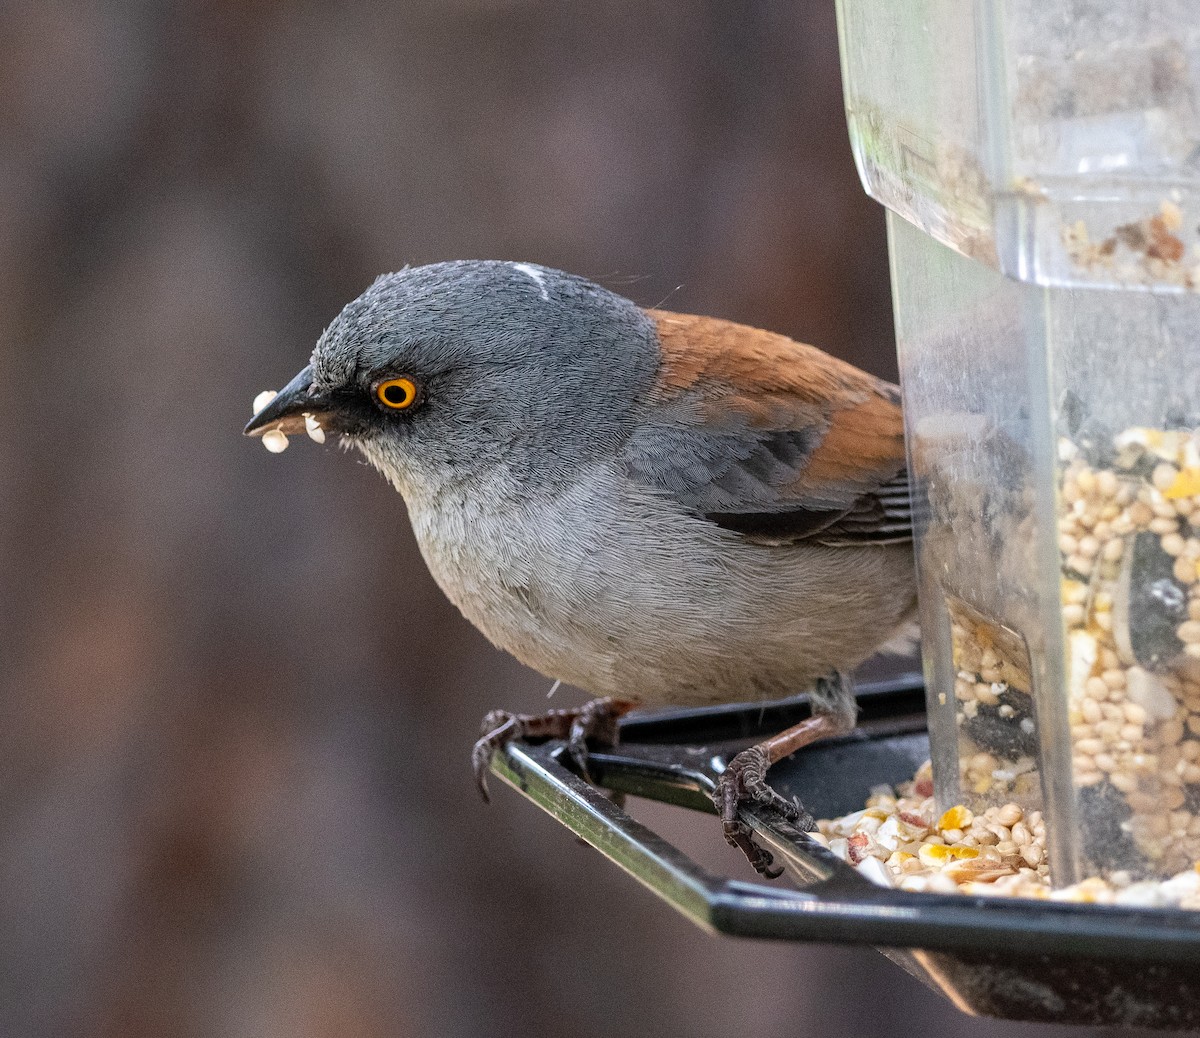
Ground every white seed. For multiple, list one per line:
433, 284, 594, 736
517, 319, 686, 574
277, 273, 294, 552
1102, 538, 1126, 562
1110, 770, 1137, 793
304, 413, 326, 444
1154, 463, 1180, 491
986, 823, 1012, 843
1163, 533, 1187, 557
262, 429, 289, 453
925, 873, 962, 894
974, 683, 1000, 706
996, 803, 1023, 827
856, 856, 893, 888
253, 389, 278, 414
1115, 882, 1170, 907
1126, 667, 1178, 721
1096, 470, 1119, 497
1102, 668, 1126, 690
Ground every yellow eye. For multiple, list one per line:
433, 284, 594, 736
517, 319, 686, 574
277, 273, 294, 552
376, 377, 420, 410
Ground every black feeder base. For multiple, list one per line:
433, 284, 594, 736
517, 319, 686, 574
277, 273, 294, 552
490, 677, 1200, 1031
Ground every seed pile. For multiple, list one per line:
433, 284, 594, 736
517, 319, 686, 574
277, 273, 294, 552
950, 607, 1040, 805
814, 762, 1200, 907
1055, 425, 1200, 875
949, 423, 1200, 880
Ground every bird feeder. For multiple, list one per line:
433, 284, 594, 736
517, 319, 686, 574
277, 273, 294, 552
487, 2, 1200, 1028
837, 0, 1200, 886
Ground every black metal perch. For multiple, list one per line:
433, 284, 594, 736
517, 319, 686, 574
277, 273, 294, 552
489, 677, 1200, 1031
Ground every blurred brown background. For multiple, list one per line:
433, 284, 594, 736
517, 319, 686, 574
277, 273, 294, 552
0, 2, 1151, 1037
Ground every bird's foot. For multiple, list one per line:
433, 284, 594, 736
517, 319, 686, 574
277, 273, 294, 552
471, 696, 633, 801
714, 745, 814, 879
712, 674, 854, 880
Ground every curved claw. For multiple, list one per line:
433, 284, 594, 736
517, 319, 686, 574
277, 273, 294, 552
567, 718, 593, 783
472, 712, 519, 802
721, 818, 784, 879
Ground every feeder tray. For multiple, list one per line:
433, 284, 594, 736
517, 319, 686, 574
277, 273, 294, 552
490, 677, 1200, 1031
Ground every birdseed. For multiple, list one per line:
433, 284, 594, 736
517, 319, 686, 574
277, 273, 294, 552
951, 422, 1200, 880
815, 762, 1200, 907
1061, 199, 1200, 288
261, 429, 289, 453
251, 388, 326, 451
304, 413, 326, 444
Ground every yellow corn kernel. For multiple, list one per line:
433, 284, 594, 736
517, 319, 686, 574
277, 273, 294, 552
1166, 469, 1200, 499
1061, 580, 1086, 605
938, 805, 973, 831
918, 843, 980, 867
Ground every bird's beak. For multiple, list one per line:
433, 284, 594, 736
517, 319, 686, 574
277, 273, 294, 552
244, 364, 331, 437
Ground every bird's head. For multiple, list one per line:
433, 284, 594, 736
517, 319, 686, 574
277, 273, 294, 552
245, 261, 658, 499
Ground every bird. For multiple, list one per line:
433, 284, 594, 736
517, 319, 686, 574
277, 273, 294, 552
244, 260, 917, 876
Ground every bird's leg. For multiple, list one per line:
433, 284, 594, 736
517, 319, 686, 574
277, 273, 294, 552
472, 696, 636, 801
714, 672, 856, 878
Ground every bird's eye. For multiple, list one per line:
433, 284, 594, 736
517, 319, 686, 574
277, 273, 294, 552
375, 377, 420, 410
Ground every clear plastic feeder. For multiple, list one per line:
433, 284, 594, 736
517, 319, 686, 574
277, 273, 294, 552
837, 0, 1200, 885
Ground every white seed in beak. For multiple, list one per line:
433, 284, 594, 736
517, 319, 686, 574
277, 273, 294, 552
262, 428, 289, 453
304, 413, 326, 444
253, 389, 278, 414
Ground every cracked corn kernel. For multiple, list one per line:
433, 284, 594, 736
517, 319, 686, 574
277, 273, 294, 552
304, 413, 326, 444
261, 429, 289, 453
938, 806, 973, 831
1167, 468, 1200, 499
918, 843, 980, 867
819, 766, 1200, 904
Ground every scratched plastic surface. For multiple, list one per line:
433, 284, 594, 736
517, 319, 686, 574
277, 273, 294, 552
836, 0, 1200, 290
836, 1, 1200, 885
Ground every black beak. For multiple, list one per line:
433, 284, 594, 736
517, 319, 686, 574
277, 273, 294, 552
244, 365, 330, 437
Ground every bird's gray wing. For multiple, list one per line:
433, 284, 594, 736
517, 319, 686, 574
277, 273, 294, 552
622, 310, 911, 546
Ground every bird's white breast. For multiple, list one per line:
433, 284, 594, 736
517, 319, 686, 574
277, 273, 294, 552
401, 463, 916, 706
